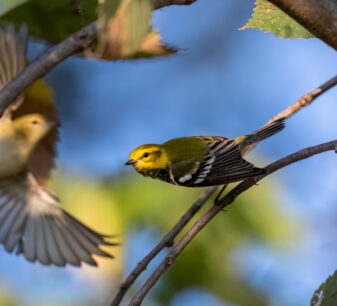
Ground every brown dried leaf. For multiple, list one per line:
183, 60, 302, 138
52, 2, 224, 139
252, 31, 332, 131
97, 0, 153, 60
132, 31, 176, 59
99, 14, 123, 60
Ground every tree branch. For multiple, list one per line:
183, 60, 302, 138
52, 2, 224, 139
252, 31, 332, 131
128, 139, 337, 306
0, 22, 97, 116
269, 74, 337, 123
267, 0, 337, 51
110, 186, 216, 306
0, 0, 197, 116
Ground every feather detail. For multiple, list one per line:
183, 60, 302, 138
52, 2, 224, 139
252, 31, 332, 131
0, 173, 115, 266
239, 117, 286, 155
178, 138, 265, 187
0, 24, 28, 119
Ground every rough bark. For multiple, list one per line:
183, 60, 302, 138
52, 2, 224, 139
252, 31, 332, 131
268, 0, 337, 50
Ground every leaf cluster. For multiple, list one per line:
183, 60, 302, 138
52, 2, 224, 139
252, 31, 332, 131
0, 0, 314, 62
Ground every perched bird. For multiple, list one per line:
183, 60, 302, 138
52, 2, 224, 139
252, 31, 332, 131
0, 24, 115, 267
126, 118, 285, 188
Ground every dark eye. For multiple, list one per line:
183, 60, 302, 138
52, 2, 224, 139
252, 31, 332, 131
143, 152, 149, 158
32, 120, 38, 125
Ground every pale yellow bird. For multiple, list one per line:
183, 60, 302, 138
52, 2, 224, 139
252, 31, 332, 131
0, 24, 115, 267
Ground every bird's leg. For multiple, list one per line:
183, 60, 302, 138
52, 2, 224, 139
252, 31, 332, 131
214, 185, 228, 205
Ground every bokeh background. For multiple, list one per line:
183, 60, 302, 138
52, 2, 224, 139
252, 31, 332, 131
0, 0, 337, 305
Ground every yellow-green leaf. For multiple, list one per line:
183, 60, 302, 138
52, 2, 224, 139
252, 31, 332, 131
240, 0, 314, 39
0, 0, 27, 16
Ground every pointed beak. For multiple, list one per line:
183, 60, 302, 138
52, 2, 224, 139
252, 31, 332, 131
125, 159, 137, 166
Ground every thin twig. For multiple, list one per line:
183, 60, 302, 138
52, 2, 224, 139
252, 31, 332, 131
269, 75, 337, 123
247, 74, 337, 153
111, 186, 216, 306
128, 139, 337, 306
0, 0, 197, 116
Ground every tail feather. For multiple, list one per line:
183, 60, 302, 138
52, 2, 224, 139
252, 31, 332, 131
243, 117, 285, 146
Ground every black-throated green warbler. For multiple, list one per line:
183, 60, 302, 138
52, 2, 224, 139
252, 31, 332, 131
126, 118, 285, 187
0, 25, 114, 267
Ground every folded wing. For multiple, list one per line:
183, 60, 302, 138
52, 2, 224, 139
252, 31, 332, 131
180, 138, 265, 187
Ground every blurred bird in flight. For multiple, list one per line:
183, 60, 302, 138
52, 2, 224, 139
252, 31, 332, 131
0, 24, 116, 267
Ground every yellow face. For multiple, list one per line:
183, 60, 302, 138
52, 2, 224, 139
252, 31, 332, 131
126, 144, 169, 172
12, 114, 54, 145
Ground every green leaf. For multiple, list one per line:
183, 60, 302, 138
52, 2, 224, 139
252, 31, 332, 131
240, 0, 314, 39
0, 0, 27, 16
311, 270, 337, 306
0, 0, 97, 42
96, 0, 155, 59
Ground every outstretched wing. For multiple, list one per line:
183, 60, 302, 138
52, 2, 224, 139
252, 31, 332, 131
0, 24, 28, 115
0, 173, 116, 267
176, 137, 265, 187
